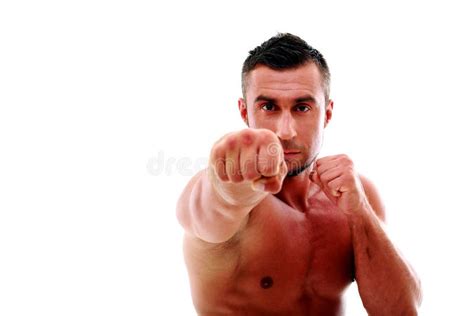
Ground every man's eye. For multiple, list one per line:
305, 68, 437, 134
262, 103, 276, 111
295, 105, 310, 112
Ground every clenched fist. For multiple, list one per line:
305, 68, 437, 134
209, 129, 288, 205
310, 154, 368, 214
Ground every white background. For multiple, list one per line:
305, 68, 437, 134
1, 0, 473, 315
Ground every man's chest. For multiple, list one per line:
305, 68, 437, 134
234, 197, 354, 307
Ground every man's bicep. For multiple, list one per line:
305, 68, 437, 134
359, 174, 386, 222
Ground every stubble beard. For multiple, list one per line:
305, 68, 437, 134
285, 154, 318, 177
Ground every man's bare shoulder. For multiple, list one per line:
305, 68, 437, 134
359, 174, 386, 222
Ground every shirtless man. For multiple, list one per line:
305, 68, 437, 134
176, 33, 422, 315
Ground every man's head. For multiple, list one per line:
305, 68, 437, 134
241, 33, 331, 104
238, 33, 333, 177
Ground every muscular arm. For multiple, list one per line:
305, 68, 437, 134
312, 155, 422, 315
351, 176, 422, 315
176, 129, 286, 243
176, 168, 263, 243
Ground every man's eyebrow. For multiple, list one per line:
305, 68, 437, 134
254, 95, 276, 104
295, 96, 317, 104
253, 95, 318, 105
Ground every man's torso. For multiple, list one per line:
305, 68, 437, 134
184, 185, 354, 315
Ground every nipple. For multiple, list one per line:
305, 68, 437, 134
260, 276, 273, 289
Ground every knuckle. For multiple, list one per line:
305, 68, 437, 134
262, 142, 282, 159
339, 154, 352, 164
210, 142, 222, 157
258, 129, 277, 142
225, 136, 237, 150
211, 144, 219, 157
239, 129, 255, 145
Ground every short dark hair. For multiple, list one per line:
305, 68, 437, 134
241, 33, 331, 104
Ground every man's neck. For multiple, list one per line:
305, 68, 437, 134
275, 167, 316, 212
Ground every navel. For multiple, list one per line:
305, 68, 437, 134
260, 276, 273, 289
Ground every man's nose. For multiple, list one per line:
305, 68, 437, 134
276, 112, 297, 140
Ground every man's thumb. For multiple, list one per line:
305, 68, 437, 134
309, 171, 321, 187
252, 176, 282, 194
252, 178, 267, 192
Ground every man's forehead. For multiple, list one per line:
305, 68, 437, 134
246, 63, 323, 96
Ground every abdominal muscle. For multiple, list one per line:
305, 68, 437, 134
183, 190, 355, 316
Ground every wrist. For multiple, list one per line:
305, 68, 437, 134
346, 198, 375, 228
207, 166, 267, 208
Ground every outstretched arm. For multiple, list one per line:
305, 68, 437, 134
176, 128, 287, 243
311, 155, 422, 315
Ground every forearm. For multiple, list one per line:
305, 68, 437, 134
177, 168, 265, 243
350, 203, 422, 315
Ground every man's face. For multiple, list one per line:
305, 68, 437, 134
239, 62, 333, 176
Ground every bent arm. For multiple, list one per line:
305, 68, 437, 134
176, 168, 266, 243
352, 177, 422, 315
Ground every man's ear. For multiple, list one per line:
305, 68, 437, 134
238, 98, 249, 126
324, 99, 334, 128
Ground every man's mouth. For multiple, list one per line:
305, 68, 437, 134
283, 150, 301, 159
